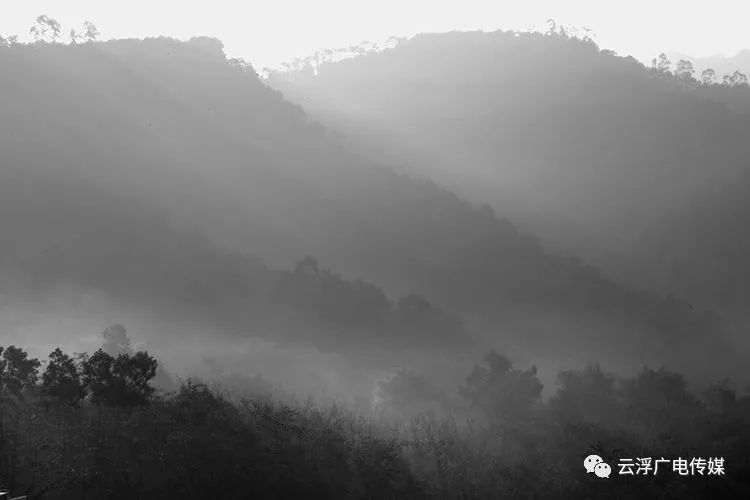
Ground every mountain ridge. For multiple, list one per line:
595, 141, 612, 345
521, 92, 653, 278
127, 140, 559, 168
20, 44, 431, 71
0, 35, 741, 380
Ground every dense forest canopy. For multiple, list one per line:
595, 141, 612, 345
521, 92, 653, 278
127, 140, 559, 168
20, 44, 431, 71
1, 340, 749, 499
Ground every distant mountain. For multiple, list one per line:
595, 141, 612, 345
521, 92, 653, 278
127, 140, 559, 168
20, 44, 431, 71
0, 36, 741, 379
669, 49, 750, 79
269, 30, 750, 320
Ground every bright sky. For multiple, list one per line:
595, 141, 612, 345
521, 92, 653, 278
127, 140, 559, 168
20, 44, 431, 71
2, 1, 749, 69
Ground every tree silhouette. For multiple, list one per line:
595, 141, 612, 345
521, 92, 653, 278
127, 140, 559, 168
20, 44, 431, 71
675, 59, 695, 82
701, 68, 717, 85
550, 363, 620, 423
41, 348, 86, 405
112, 351, 158, 405
1, 345, 41, 395
723, 70, 750, 87
30, 15, 62, 43
81, 349, 157, 407
82, 21, 100, 42
459, 351, 542, 424
620, 367, 701, 440
653, 53, 672, 73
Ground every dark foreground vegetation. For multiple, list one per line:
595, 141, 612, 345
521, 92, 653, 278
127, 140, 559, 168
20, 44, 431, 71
1, 343, 750, 499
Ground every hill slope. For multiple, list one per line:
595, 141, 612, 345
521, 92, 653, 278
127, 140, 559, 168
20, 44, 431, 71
269, 30, 750, 318
0, 36, 741, 379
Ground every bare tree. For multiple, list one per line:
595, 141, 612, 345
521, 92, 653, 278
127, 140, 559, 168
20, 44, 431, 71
653, 53, 671, 73
30, 15, 62, 43
82, 21, 100, 41
69, 21, 100, 45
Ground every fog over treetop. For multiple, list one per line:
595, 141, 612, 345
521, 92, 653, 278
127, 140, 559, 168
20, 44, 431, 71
5, 1, 750, 68
0, 31, 743, 383
270, 28, 750, 320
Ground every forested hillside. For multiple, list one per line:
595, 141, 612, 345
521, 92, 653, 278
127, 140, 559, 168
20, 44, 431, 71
2, 342, 749, 499
2, 13, 750, 499
0, 36, 740, 381
269, 29, 750, 318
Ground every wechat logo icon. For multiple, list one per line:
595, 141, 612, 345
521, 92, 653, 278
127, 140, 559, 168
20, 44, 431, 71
584, 455, 611, 478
